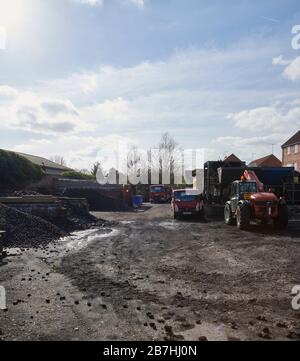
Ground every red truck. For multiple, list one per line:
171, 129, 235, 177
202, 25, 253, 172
171, 189, 204, 219
149, 185, 168, 203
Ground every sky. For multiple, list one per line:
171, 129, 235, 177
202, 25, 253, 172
0, 0, 300, 170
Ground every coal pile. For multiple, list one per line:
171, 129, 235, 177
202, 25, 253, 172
52, 196, 105, 233
51, 212, 103, 233
0, 204, 65, 248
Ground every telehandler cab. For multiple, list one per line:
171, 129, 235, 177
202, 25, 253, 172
224, 170, 288, 230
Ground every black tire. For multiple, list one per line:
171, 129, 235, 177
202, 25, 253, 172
274, 204, 289, 229
236, 203, 251, 230
224, 203, 234, 225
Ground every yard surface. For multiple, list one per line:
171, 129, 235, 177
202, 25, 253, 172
1, 203, 300, 341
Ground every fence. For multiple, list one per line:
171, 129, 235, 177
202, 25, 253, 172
283, 183, 300, 205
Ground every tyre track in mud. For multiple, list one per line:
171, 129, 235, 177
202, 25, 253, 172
58, 206, 300, 340
2, 204, 300, 340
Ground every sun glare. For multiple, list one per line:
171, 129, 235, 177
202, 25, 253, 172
0, 0, 27, 32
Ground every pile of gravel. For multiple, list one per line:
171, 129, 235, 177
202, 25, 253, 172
51, 212, 104, 233
0, 204, 65, 248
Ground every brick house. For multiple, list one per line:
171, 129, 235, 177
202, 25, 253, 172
248, 154, 282, 168
282, 130, 300, 171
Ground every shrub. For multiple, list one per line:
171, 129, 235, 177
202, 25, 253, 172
0, 150, 43, 190
60, 171, 95, 180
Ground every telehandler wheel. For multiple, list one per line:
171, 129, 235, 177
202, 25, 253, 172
224, 203, 234, 225
274, 204, 289, 229
236, 203, 250, 230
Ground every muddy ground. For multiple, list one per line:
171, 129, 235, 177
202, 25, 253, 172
1, 204, 300, 341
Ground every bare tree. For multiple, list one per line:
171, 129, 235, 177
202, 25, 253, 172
158, 132, 178, 154
50, 155, 67, 166
127, 146, 148, 184
91, 161, 101, 177
149, 132, 182, 185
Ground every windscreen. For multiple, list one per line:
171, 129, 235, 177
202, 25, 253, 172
239, 182, 257, 193
174, 191, 199, 201
150, 186, 165, 193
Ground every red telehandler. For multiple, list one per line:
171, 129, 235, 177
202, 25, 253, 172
224, 170, 288, 230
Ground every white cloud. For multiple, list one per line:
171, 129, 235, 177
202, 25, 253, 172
272, 55, 300, 81
283, 56, 300, 81
0, 25, 6, 50
12, 134, 134, 170
70, 0, 144, 8
129, 0, 144, 8
43, 44, 285, 108
73, 0, 104, 6
0, 89, 85, 134
2, 41, 298, 168
227, 103, 300, 133
272, 55, 291, 66
0, 85, 18, 100
224, 98, 300, 162
225, 100, 300, 162
214, 134, 284, 163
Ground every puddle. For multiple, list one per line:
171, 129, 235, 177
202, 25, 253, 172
159, 221, 180, 230
3, 247, 22, 256
58, 228, 119, 251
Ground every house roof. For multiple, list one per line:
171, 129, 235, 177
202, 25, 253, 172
282, 130, 300, 148
15, 151, 71, 171
224, 153, 243, 163
248, 154, 282, 168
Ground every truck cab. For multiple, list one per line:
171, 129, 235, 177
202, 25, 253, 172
172, 189, 204, 219
149, 185, 167, 203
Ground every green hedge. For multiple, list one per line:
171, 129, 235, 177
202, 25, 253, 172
0, 150, 43, 190
60, 171, 95, 180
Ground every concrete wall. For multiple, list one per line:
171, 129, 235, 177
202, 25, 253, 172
0, 196, 90, 220
0, 200, 61, 220
53, 178, 127, 211
54, 178, 123, 191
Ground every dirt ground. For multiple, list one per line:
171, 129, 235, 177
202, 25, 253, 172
1, 203, 300, 341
